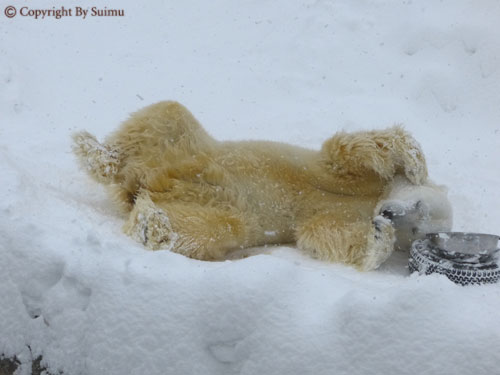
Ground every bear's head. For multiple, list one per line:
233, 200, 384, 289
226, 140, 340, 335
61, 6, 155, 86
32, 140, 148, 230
376, 176, 453, 251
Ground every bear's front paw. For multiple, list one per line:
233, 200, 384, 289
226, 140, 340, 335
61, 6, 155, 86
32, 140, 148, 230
396, 134, 428, 185
360, 216, 396, 271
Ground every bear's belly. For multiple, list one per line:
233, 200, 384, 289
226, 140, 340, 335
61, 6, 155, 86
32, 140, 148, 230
226, 172, 379, 245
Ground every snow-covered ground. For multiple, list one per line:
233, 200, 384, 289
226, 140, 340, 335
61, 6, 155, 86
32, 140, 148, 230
1, 0, 500, 374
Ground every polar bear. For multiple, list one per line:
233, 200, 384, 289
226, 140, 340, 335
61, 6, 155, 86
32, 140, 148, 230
73, 101, 452, 270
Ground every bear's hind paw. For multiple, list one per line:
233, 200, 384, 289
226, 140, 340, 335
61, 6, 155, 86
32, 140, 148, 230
125, 201, 179, 251
72, 131, 120, 184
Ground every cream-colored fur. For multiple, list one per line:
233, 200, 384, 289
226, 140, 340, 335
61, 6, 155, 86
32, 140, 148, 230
73, 101, 452, 270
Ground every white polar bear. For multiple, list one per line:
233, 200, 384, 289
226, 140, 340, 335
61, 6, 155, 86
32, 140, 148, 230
73, 101, 452, 270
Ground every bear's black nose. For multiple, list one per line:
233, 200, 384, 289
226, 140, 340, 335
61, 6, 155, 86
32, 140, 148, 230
381, 210, 394, 220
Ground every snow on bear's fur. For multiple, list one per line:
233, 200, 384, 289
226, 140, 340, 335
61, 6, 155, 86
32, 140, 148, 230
72, 101, 452, 270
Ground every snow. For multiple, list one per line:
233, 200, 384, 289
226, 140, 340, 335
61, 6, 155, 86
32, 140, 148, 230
1, 0, 500, 374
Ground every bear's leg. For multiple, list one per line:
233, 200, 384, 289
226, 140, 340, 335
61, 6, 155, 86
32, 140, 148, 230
124, 192, 258, 260
296, 214, 395, 271
73, 102, 214, 182
73, 101, 216, 208
321, 126, 428, 185
106, 101, 215, 160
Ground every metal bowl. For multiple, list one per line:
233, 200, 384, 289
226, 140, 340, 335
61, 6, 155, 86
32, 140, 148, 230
426, 232, 499, 256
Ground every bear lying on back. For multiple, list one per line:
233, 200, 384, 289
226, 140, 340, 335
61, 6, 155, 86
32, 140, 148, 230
73, 101, 452, 270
